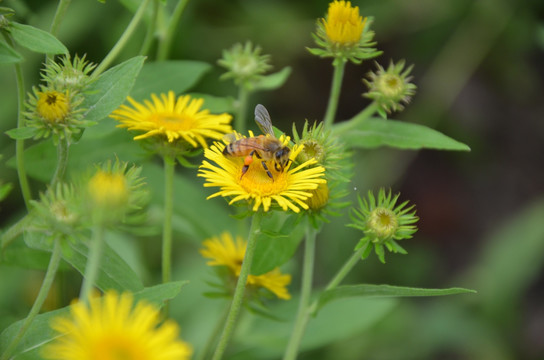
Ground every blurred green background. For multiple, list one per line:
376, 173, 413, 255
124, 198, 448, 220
1, 0, 544, 359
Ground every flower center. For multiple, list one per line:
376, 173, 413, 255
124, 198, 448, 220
238, 161, 289, 196
150, 113, 198, 132
368, 207, 398, 241
37, 90, 70, 123
378, 74, 403, 98
93, 335, 147, 360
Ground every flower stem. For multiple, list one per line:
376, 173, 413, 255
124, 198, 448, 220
3, 34, 32, 210
235, 85, 250, 133
0, 215, 32, 252
0, 238, 62, 360
157, 0, 190, 61
332, 101, 379, 137
92, 0, 151, 77
282, 226, 317, 360
49, 0, 71, 37
212, 211, 263, 360
161, 155, 175, 316
50, 135, 69, 188
323, 59, 347, 129
282, 246, 365, 360
79, 223, 105, 302
139, 0, 159, 56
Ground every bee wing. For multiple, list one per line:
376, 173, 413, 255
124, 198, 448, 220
254, 104, 275, 137
222, 133, 238, 144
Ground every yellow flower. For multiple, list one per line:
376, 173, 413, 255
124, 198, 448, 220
110, 91, 232, 147
87, 170, 128, 209
42, 291, 192, 360
198, 135, 326, 213
37, 90, 70, 123
323, 1, 366, 45
200, 232, 292, 300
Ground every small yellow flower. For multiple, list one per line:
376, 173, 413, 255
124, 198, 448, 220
42, 291, 192, 360
110, 91, 232, 147
36, 90, 70, 123
198, 136, 327, 213
87, 170, 128, 209
323, 1, 366, 45
200, 232, 292, 300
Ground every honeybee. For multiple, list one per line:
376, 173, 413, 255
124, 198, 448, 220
223, 104, 291, 180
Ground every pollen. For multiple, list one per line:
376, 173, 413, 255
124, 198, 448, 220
36, 90, 70, 123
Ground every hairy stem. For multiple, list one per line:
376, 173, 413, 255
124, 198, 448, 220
323, 59, 346, 129
212, 211, 263, 360
79, 223, 105, 302
157, 0, 190, 61
1, 238, 62, 360
161, 155, 175, 316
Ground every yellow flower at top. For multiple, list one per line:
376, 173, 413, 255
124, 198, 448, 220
37, 90, 70, 123
200, 232, 292, 300
42, 291, 192, 360
198, 134, 326, 213
323, 1, 366, 45
110, 91, 232, 147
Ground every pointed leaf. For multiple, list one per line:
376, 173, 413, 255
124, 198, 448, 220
338, 118, 470, 151
316, 284, 476, 313
0, 40, 23, 63
130, 60, 212, 101
251, 213, 305, 275
5, 127, 38, 140
253, 67, 292, 91
83, 56, 145, 122
10, 22, 68, 54
0, 282, 187, 359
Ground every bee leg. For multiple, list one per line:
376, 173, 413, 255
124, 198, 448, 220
261, 161, 274, 181
240, 152, 255, 179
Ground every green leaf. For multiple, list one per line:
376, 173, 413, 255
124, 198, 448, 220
0, 182, 13, 202
5, 127, 38, 140
23, 231, 144, 292
10, 22, 68, 54
130, 60, 212, 101
339, 118, 471, 151
0, 40, 23, 63
251, 213, 305, 275
316, 284, 476, 313
83, 56, 145, 122
253, 67, 292, 91
0, 282, 187, 359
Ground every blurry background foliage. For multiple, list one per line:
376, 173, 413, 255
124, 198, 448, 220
1, 0, 544, 359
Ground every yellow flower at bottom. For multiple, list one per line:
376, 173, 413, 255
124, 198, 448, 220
198, 138, 326, 213
37, 90, 70, 123
200, 232, 292, 300
110, 91, 232, 147
42, 291, 192, 360
323, 1, 366, 45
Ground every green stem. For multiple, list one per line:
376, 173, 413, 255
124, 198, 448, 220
331, 102, 379, 137
79, 223, 105, 302
3, 34, 32, 210
157, 0, 190, 61
212, 211, 263, 360
139, 0, 159, 56
283, 226, 317, 360
161, 155, 175, 315
49, 0, 71, 36
235, 85, 250, 133
196, 302, 231, 360
281, 246, 365, 359
92, 0, 151, 77
323, 59, 346, 129
0, 215, 32, 252
50, 135, 69, 188
0, 238, 62, 360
